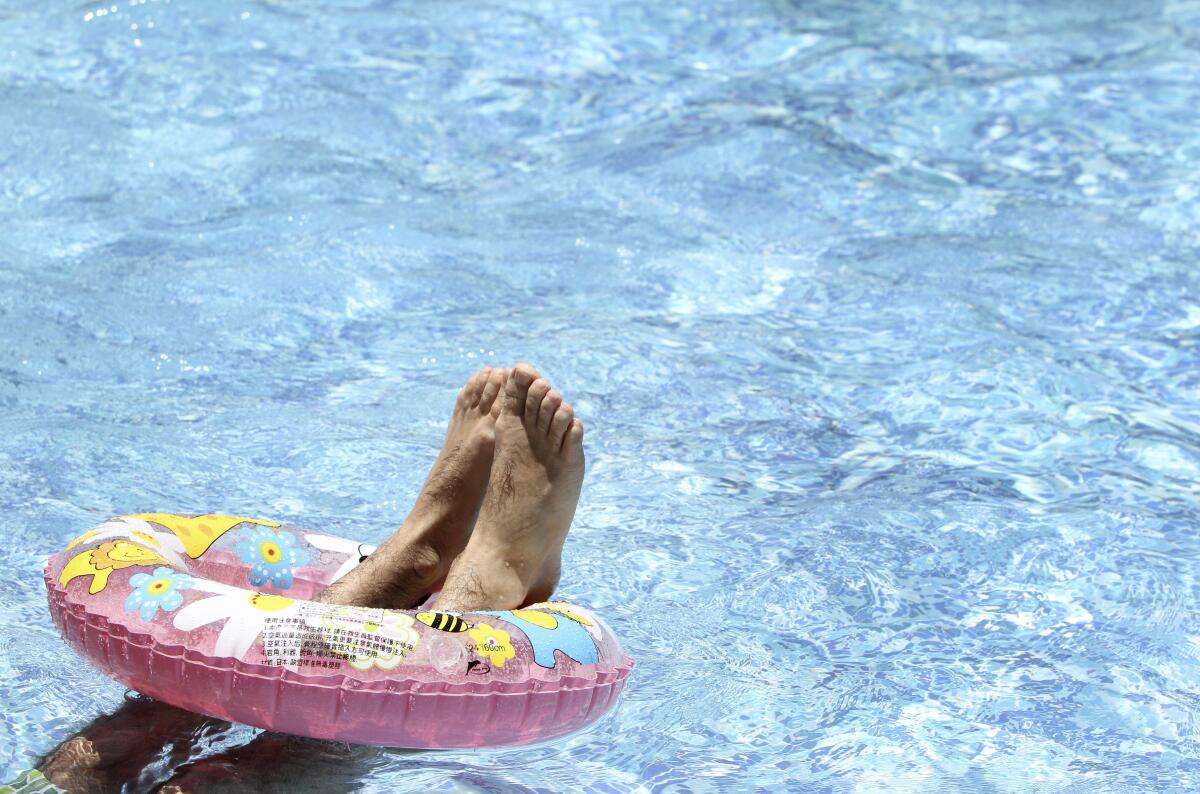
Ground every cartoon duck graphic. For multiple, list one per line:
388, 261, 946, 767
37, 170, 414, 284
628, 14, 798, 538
59, 539, 169, 594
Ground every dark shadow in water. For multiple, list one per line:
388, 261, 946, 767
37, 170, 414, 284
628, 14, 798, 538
35, 693, 383, 794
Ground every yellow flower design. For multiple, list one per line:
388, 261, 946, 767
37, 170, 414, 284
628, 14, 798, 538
468, 622, 516, 668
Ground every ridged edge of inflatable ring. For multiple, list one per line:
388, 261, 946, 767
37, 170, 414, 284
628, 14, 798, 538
46, 580, 634, 696
43, 515, 634, 747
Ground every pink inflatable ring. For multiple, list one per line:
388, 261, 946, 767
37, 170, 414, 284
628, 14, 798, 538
43, 513, 633, 748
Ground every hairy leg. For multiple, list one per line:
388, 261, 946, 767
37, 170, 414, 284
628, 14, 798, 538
315, 367, 508, 609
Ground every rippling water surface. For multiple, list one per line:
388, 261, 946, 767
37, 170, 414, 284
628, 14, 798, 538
2, 0, 1200, 791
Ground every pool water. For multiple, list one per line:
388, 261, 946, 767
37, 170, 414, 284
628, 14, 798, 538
2, 0, 1199, 790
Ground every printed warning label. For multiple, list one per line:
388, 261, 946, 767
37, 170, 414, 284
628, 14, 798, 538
261, 603, 420, 671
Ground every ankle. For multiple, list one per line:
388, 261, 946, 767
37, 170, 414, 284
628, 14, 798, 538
389, 510, 477, 575
433, 551, 528, 613
393, 541, 444, 588
314, 542, 444, 609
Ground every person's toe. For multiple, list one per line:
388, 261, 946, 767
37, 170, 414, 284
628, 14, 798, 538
459, 367, 490, 409
488, 368, 511, 418
537, 389, 562, 432
503, 363, 539, 415
549, 402, 574, 446
478, 367, 507, 413
525, 378, 551, 427
562, 418, 585, 463
511, 362, 539, 387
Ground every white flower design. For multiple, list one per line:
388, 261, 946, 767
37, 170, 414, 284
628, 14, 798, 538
172, 580, 299, 660
304, 533, 377, 584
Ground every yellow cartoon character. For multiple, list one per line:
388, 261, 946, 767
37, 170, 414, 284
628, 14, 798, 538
59, 540, 169, 594
123, 513, 279, 559
468, 622, 516, 668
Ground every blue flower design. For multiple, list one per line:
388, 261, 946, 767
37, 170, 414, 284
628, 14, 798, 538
124, 567, 196, 621
234, 527, 309, 590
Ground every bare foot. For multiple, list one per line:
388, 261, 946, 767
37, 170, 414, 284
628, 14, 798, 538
316, 367, 509, 609
434, 363, 585, 612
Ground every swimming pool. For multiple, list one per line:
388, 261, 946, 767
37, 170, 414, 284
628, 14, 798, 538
2, 0, 1199, 790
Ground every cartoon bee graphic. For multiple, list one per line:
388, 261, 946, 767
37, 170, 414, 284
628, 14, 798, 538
416, 611, 468, 633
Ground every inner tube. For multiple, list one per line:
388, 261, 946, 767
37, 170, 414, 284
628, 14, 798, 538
43, 513, 633, 748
